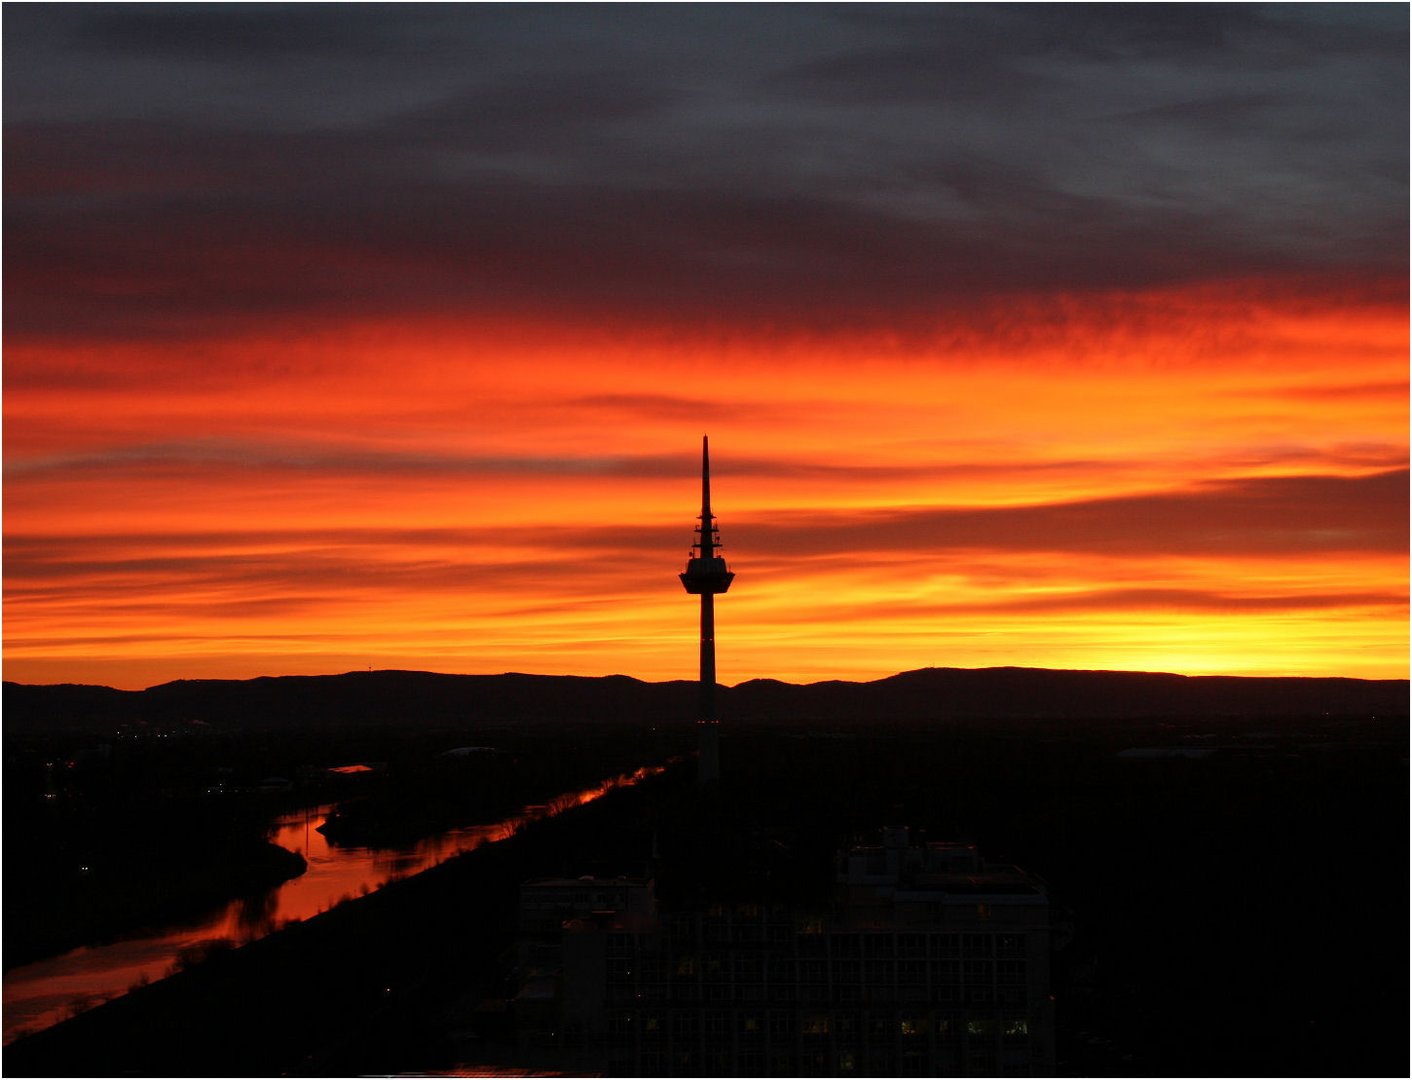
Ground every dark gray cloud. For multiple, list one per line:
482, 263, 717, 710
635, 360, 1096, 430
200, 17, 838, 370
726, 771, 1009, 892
69, 3, 428, 60
8, 470, 1406, 582
4, 3, 1405, 339
2, 439, 683, 481
393, 73, 685, 154
781, 587, 1406, 630
0, 435, 1112, 488
744, 468, 1410, 558
767, 40, 1064, 107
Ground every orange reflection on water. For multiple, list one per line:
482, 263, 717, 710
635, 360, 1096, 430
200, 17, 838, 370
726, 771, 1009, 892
3, 763, 670, 1044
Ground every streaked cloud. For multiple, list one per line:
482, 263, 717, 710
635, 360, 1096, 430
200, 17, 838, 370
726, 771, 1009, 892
6, 5, 1406, 338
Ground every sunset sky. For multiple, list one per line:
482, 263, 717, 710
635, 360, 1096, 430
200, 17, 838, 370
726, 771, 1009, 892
4, 3, 1407, 690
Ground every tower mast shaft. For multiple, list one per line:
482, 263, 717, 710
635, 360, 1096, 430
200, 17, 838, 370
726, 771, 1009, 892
679, 434, 733, 784
700, 591, 717, 723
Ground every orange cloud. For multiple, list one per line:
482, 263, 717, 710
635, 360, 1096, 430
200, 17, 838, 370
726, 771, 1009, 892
4, 278, 1406, 688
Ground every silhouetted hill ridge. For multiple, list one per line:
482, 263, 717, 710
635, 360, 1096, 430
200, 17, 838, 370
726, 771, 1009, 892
4, 666, 1404, 733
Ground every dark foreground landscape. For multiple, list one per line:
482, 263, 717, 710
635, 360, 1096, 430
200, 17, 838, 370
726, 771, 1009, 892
4, 667, 1407, 1077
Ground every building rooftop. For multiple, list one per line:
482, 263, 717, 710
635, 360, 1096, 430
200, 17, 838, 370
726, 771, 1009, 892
837, 827, 1047, 903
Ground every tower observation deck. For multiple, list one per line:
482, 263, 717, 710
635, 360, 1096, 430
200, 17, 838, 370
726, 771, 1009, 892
680, 435, 733, 784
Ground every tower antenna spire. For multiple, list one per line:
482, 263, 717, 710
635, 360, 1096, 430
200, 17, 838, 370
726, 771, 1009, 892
680, 435, 734, 784
701, 435, 714, 557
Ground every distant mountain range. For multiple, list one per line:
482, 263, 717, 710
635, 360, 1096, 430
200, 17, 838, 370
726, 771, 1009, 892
4, 667, 1406, 734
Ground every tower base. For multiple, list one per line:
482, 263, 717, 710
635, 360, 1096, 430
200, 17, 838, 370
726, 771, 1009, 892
697, 721, 719, 785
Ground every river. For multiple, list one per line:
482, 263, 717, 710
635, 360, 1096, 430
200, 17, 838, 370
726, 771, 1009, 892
3, 763, 666, 1044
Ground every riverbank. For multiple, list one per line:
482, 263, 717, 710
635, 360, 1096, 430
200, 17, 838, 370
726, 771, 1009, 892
3, 761, 690, 1075
4, 718, 679, 976
4, 833, 307, 974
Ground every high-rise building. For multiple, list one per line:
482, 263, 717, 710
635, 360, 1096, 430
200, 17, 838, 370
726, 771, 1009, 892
679, 435, 734, 784
514, 829, 1054, 1076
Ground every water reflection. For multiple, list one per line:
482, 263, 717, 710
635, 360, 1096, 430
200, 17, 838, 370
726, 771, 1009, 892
3, 764, 666, 1043
232, 888, 280, 938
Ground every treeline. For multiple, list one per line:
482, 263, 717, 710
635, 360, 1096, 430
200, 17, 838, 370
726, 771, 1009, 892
6, 665, 1405, 737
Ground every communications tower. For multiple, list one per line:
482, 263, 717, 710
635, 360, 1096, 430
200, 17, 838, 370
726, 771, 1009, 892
679, 435, 734, 784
